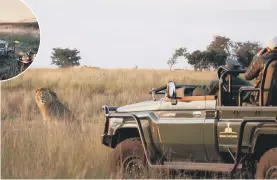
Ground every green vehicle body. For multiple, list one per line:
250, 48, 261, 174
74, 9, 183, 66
0, 40, 17, 58
101, 63, 277, 176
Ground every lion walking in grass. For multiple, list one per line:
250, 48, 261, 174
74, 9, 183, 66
35, 87, 84, 132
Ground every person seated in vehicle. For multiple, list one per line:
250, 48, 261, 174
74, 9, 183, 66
192, 60, 251, 96
243, 37, 277, 105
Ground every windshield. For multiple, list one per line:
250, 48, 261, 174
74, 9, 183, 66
0, 43, 5, 48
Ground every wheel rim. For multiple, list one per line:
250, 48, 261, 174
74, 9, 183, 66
265, 166, 277, 179
122, 156, 147, 179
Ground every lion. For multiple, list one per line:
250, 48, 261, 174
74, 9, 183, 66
35, 87, 83, 132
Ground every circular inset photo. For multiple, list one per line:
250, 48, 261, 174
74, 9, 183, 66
0, 0, 40, 81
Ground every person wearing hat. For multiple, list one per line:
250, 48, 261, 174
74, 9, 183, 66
18, 50, 34, 72
19, 55, 33, 72
244, 37, 277, 104
193, 59, 252, 96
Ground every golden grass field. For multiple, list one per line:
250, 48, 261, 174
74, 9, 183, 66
0, 22, 40, 52
1, 67, 218, 178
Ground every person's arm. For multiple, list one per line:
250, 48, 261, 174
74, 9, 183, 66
244, 49, 266, 80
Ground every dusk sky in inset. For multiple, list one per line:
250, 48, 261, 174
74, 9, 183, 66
22, 0, 277, 69
1, 0, 35, 22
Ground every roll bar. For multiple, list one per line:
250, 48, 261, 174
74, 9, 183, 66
217, 66, 246, 106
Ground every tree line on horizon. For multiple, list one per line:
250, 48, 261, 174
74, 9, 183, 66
50, 35, 262, 70
167, 35, 262, 71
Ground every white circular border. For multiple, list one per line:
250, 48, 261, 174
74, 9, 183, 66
0, 0, 41, 82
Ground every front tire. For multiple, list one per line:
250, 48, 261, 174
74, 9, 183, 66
256, 147, 277, 179
107, 138, 148, 179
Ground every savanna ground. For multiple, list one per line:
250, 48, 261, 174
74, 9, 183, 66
1, 68, 220, 179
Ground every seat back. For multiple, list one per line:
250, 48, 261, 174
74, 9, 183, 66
260, 59, 277, 106
176, 87, 185, 97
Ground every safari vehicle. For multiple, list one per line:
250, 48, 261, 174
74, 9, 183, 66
101, 59, 277, 179
0, 40, 19, 58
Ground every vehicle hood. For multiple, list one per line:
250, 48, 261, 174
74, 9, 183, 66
116, 99, 162, 112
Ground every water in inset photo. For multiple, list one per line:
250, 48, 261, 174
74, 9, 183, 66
0, 0, 40, 81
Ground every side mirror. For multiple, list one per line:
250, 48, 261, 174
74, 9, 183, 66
166, 81, 177, 105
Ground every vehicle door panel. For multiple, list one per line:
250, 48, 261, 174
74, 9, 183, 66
158, 100, 206, 162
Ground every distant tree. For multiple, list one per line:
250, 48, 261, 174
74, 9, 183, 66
233, 41, 262, 67
187, 50, 204, 71
51, 48, 81, 68
207, 35, 233, 55
213, 52, 228, 68
174, 35, 262, 70
167, 47, 188, 71
207, 35, 234, 67
185, 36, 232, 70
173, 47, 188, 57
186, 50, 220, 71
167, 57, 177, 71
200, 51, 215, 70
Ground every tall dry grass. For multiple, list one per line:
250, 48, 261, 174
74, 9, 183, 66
0, 23, 40, 52
1, 68, 216, 178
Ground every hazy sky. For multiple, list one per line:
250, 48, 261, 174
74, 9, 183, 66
24, 0, 277, 69
1, 0, 35, 22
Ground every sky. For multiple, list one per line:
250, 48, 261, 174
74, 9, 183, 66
1, 0, 35, 22
21, 0, 277, 69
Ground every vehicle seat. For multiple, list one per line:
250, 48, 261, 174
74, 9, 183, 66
262, 59, 277, 106
176, 87, 185, 97
192, 85, 211, 96
239, 59, 277, 106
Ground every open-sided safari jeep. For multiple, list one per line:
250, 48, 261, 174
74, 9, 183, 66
101, 59, 277, 179
0, 40, 18, 58
0, 40, 37, 80
0, 39, 36, 62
